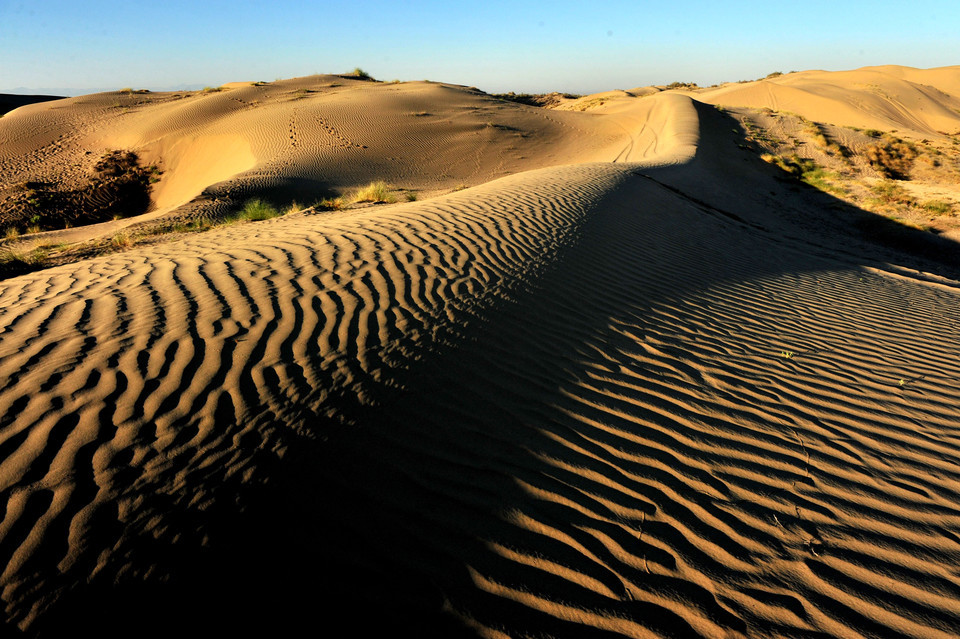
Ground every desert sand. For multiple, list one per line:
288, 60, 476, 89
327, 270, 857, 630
1, 66, 960, 637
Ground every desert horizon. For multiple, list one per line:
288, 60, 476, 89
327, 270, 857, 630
1, 57, 960, 638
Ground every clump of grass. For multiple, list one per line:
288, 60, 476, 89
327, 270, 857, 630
232, 198, 282, 221
0, 244, 49, 268
761, 153, 816, 177
111, 230, 133, 249
283, 201, 305, 215
201, 86, 223, 93
316, 197, 344, 211
761, 153, 847, 195
119, 87, 133, 94
865, 137, 916, 179
922, 200, 955, 215
766, 71, 783, 79
864, 129, 882, 138
4, 227, 20, 240
869, 180, 916, 209
665, 81, 699, 90
405, 192, 418, 202
801, 167, 847, 196
451, 184, 468, 192
350, 181, 395, 204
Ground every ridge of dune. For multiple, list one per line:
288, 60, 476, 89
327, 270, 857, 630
697, 65, 960, 137
0, 76, 638, 237
1, 70, 960, 638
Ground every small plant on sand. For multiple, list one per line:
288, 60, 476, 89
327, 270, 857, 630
665, 81, 699, 90
4, 227, 20, 240
779, 350, 795, 359
761, 153, 815, 178
405, 191, 418, 202
201, 86, 224, 93
317, 197, 344, 211
350, 181, 395, 204
347, 67, 373, 80
111, 230, 133, 249
0, 244, 49, 268
922, 200, 954, 215
864, 137, 916, 179
869, 180, 916, 209
235, 198, 282, 221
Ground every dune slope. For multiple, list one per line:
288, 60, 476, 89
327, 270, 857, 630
1, 73, 960, 638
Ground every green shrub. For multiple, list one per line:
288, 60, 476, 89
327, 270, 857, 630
235, 199, 281, 221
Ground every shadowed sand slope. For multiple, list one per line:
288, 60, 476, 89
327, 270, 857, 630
1, 77, 960, 638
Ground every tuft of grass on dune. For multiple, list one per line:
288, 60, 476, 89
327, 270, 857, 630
349, 181, 396, 204
346, 67, 374, 81
228, 198, 283, 222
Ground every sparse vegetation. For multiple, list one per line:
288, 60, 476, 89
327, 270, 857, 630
111, 230, 132, 249
317, 197, 344, 211
492, 92, 581, 107
666, 82, 699, 90
347, 68, 373, 80
405, 192, 418, 202
869, 180, 917, 209
201, 86, 223, 93
922, 200, 954, 215
864, 137, 916, 179
349, 181, 395, 203
231, 199, 282, 222
761, 153, 816, 177
0, 152, 161, 233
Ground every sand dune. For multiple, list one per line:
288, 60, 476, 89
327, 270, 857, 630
696, 65, 960, 137
1, 68, 960, 637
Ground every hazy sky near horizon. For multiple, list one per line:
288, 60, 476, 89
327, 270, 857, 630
2, 0, 958, 94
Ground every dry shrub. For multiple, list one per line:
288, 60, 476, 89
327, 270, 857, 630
865, 138, 916, 179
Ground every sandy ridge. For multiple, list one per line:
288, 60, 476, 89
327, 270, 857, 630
0, 71, 959, 637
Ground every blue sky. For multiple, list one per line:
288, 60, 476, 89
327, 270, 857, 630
1, 0, 958, 94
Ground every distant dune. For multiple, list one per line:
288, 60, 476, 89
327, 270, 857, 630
0, 94, 64, 117
1, 66, 959, 637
